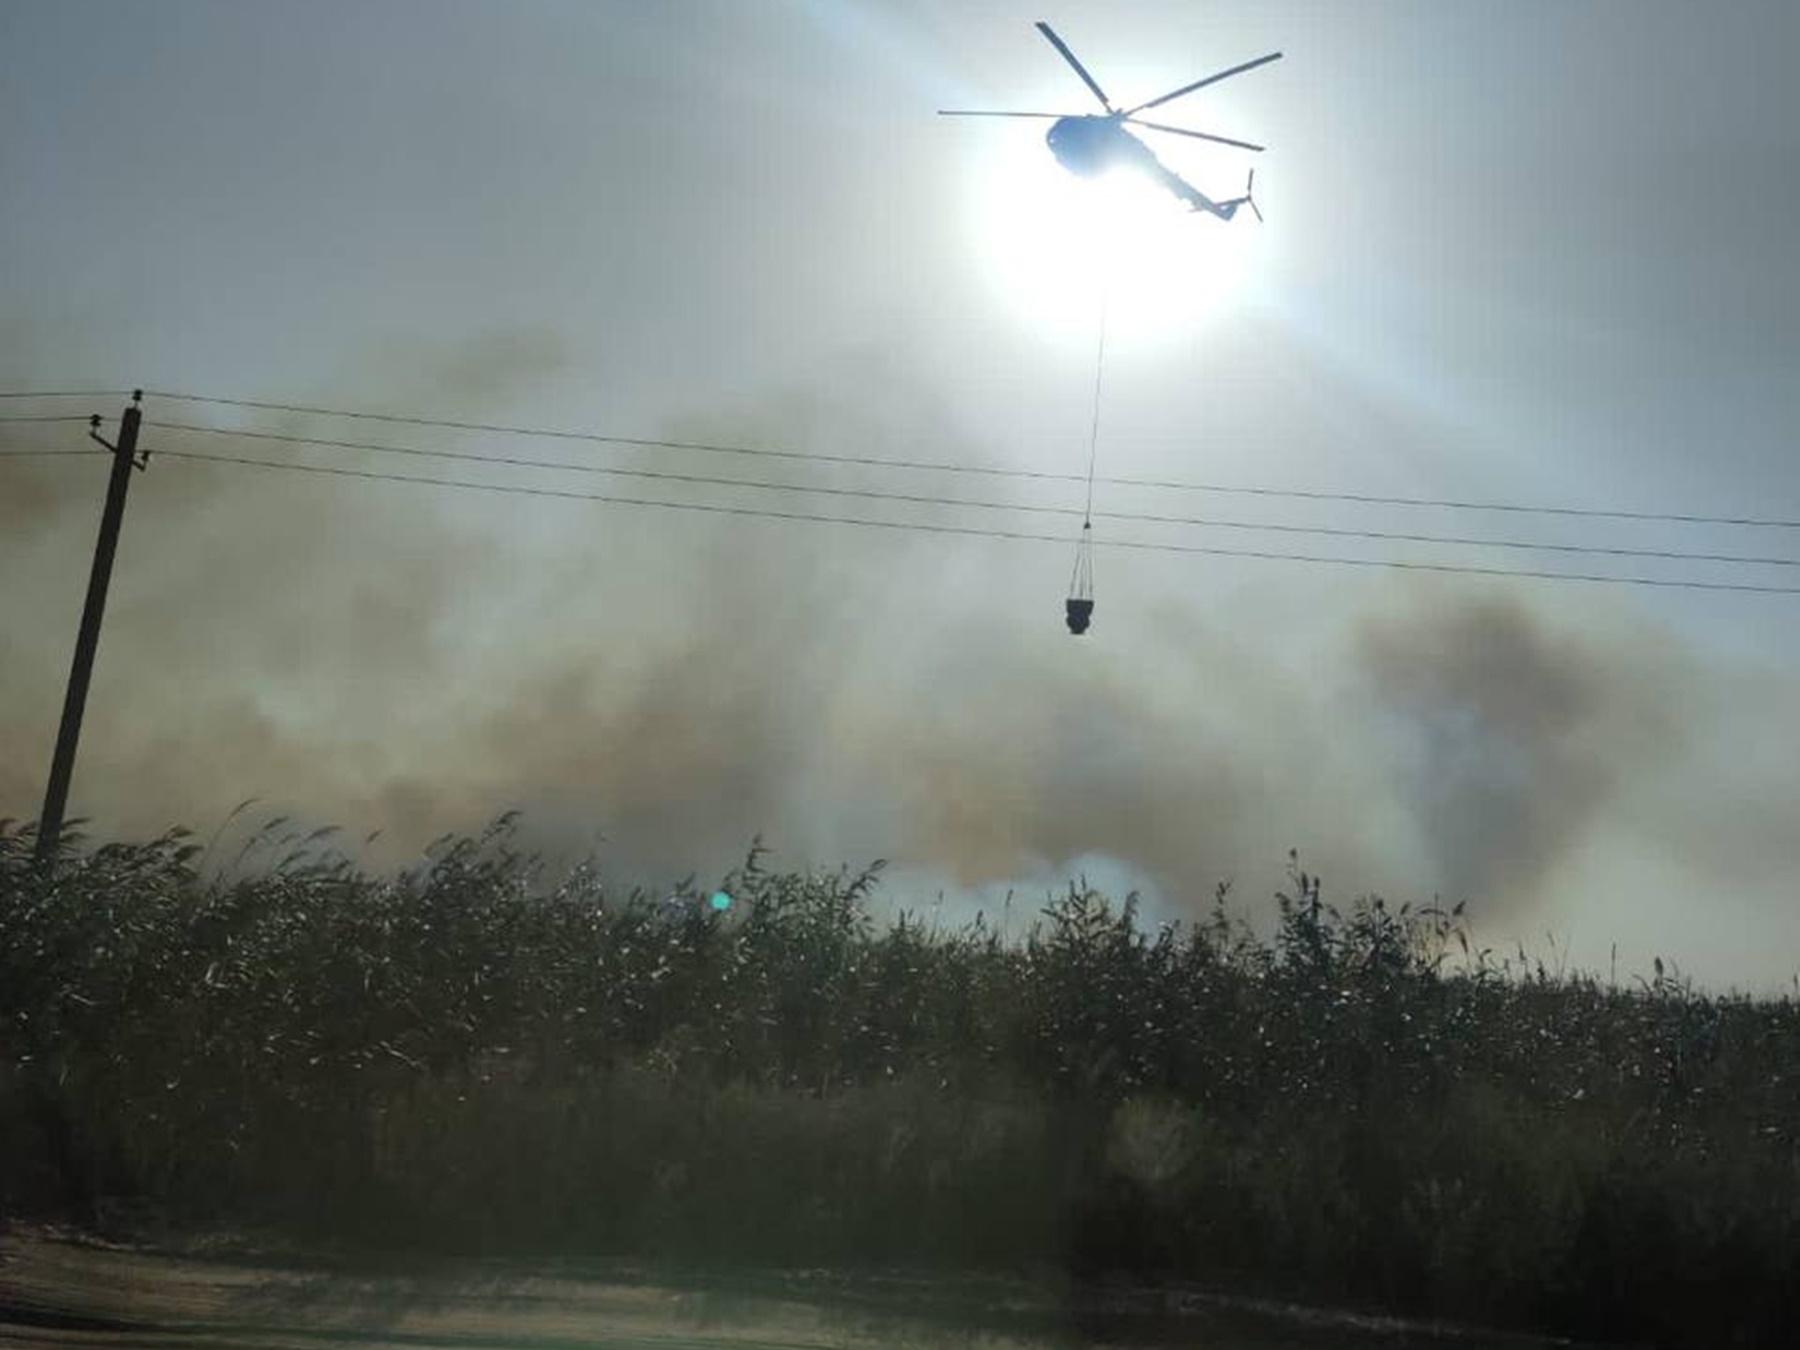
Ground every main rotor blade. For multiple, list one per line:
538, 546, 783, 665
937, 110, 1068, 119
1123, 51, 1282, 116
1127, 118, 1266, 152
1035, 21, 1113, 111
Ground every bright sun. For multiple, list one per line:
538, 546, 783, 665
969, 136, 1260, 346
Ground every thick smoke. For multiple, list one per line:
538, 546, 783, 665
1352, 596, 1679, 907
4, 334, 1799, 987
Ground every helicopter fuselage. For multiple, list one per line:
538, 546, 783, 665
1045, 114, 1156, 177
1046, 113, 1245, 219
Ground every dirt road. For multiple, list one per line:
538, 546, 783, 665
0, 1227, 1571, 1349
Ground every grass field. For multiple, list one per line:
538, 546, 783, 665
3, 816, 1796, 1347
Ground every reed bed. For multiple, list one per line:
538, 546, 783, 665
2, 816, 1794, 1345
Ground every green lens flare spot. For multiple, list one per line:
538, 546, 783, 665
710, 891, 733, 912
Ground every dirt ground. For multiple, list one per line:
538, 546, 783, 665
0, 1226, 1580, 1349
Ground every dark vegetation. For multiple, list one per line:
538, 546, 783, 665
2, 816, 1795, 1348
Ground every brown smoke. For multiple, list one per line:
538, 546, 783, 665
4, 337, 1797, 992
1350, 594, 1681, 909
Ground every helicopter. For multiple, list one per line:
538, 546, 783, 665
940, 21, 1280, 222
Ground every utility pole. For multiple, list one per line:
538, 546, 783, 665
35, 391, 148, 864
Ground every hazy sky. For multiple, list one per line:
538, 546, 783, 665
4, 1, 1799, 988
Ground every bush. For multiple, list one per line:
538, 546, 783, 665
2, 819, 1795, 1346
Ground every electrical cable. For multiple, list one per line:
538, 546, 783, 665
145, 445, 1800, 596
0, 390, 129, 400
143, 422, 1800, 570
0, 447, 107, 458
141, 388, 1800, 531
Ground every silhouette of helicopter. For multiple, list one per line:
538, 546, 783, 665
940, 22, 1280, 222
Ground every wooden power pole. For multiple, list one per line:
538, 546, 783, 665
35, 391, 148, 864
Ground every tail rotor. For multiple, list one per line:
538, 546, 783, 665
1214, 169, 1263, 224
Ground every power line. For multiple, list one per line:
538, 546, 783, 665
147, 445, 1800, 596
0, 390, 129, 400
145, 422, 1800, 570
142, 388, 1800, 532
0, 447, 106, 458
150, 420, 1094, 510
146, 398, 1097, 487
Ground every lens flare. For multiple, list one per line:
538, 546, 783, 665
968, 138, 1258, 345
